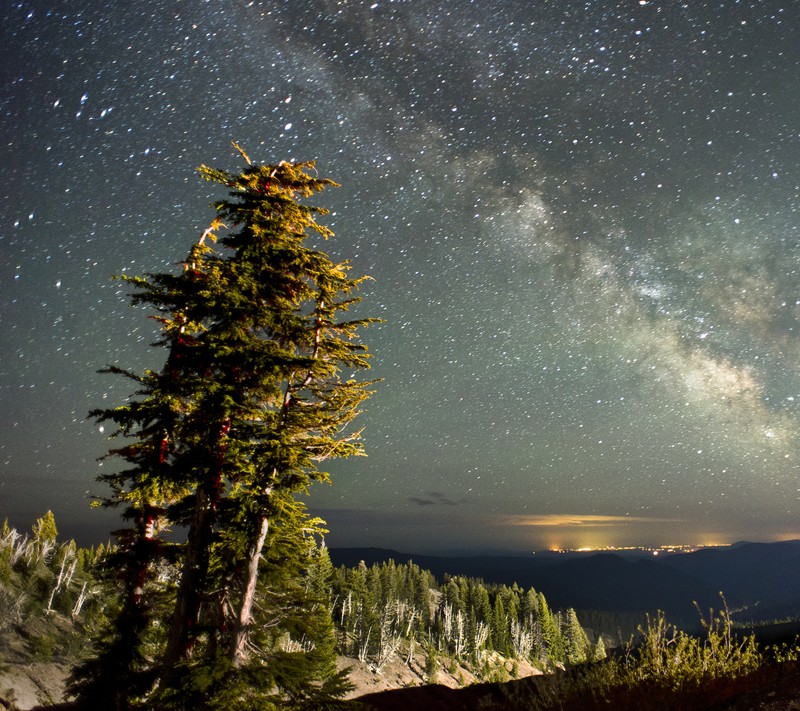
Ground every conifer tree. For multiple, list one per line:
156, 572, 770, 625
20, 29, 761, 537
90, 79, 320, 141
32, 510, 58, 547
563, 607, 591, 665
490, 594, 509, 655
72, 149, 377, 709
591, 635, 607, 663
537, 592, 565, 666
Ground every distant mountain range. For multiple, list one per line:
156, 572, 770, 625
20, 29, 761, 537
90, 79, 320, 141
329, 540, 800, 629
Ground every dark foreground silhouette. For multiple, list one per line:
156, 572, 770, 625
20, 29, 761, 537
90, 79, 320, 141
18, 660, 800, 711
348, 659, 800, 711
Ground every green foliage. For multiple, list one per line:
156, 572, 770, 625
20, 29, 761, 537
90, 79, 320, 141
0, 520, 13, 585
550, 600, 766, 708
0, 512, 100, 628
771, 637, 800, 663
537, 591, 565, 667
8, 513, 800, 708
32, 510, 58, 545
590, 635, 607, 663
624, 603, 762, 690
31, 633, 56, 662
484, 658, 511, 683
424, 643, 439, 683
1, 514, 605, 705
75, 151, 377, 708
491, 594, 509, 654
563, 608, 591, 665
331, 559, 585, 677
0, 514, 133, 708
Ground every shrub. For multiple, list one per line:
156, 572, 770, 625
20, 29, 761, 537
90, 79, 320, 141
626, 601, 761, 691
31, 634, 56, 662
424, 644, 438, 683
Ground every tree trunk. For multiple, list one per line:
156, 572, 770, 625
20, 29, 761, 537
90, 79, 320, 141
163, 420, 228, 672
162, 487, 214, 670
72, 582, 89, 617
229, 513, 269, 666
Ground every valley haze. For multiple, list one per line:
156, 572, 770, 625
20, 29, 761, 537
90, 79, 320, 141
7, 505, 799, 556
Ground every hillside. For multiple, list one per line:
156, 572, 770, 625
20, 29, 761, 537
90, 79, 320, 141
6, 521, 800, 710
659, 541, 800, 617
0, 517, 585, 708
330, 541, 800, 628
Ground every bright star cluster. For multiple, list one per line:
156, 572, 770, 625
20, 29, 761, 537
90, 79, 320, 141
2, 0, 800, 552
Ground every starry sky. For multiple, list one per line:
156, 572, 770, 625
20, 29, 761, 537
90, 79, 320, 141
3, 0, 800, 553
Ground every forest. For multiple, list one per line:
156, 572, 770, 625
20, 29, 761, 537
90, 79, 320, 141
0, 512, 601, 703
4, 512, 799, 711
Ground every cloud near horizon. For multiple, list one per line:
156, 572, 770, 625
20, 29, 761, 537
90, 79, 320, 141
407, 491, 467, 507
500, 514, 685, 528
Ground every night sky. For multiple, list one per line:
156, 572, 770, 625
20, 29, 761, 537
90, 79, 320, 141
3, 0, 800, 553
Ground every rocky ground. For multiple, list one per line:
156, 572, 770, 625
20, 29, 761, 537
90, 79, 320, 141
6, 639, 800, 710
339, 649, 542, 700
0, 629, 70, 711
0, 639, 541, 710
0, 663, 69, 711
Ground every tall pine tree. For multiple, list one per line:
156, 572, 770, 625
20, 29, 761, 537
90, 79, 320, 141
71, 149, 377, 710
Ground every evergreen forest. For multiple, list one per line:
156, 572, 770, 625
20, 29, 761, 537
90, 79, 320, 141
0, 512, 602, 708
4, 513, 800, 710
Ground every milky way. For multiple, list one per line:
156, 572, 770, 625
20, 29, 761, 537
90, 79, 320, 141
3, 0, 800, 551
